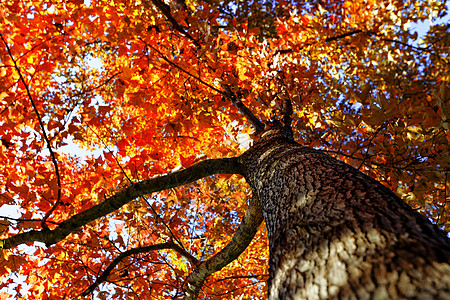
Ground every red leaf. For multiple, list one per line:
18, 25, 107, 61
117, 139, 129, 156
180, 155, 195, 168
104, 151, 114, 161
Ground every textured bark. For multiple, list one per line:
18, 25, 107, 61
240, 127, 450, 300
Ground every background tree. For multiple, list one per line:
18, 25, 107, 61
0, 0, 448, 299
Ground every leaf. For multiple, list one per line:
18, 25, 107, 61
114, 222, 126, 233
247, 27, 260, 36
104, 151, 114, 161
117, 139, 129, 156
120, 66, 133, 80
180, 155, 195, 168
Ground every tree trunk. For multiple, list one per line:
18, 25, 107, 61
240, 127, 450, 299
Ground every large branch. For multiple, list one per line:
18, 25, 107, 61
184, 194, 264, 300
1, 157, 242, 250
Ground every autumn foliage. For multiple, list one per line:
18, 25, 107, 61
0, 0, 448, 298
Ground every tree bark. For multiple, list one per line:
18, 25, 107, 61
240, 126, 450, 299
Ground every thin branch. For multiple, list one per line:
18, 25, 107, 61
378, 38, 433, 53
69, 71, 121, 98
274, 28, 432, 56
145, 41, 222, 94
274, 29, 366, 56
356, 121, 389, 170
144, 41, 265, 134
150, 0, 201, 48
0, 216, 60, 226
212, 274, 267, 283
141, 196, 186, 253
221, 84, 266, 134
437, 172, 448, 226
88, 124, 134, 183
325, 29, 365, 42
323, 149, 447, 173
89, 125, 192, 252
82, 241, 198, 296
1, 157, 242, 250
207, 279, 264, 297
90, 125, 189, 249
14, 35, 63, 62
0, 34, 62, 229
184, 193, 263, 300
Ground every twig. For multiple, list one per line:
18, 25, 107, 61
379, 38, 432, 53
0, 216, 60, 225
356, 121, 389, 170
141, 195, 186, 254
88, 125, 191, 254
325, 29, 365, 42
437, 172, 448, 226
274, 29, 432, 56
274, 30, 366, 56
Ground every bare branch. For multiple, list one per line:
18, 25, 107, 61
82, 241, 198, 296
184, 194, 263, 300
1, 157, 242, 250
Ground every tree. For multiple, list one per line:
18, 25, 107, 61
0, 0, 449, 299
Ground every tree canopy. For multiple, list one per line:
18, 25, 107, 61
0, 0, 448, 298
